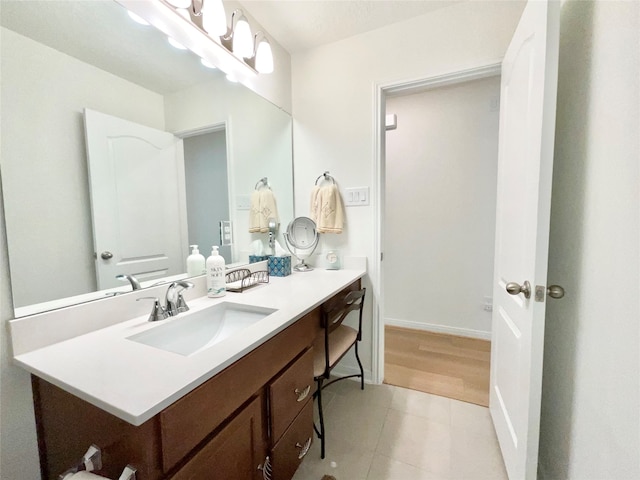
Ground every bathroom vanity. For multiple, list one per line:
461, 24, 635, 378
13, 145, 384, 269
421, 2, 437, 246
10, 267, 365, 479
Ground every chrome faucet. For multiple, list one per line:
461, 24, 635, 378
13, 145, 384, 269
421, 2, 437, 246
116, 274, 141, 290
165, 281, 194, 316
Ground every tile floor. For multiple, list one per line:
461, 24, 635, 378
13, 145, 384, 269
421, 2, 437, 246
292, 380, 508, 480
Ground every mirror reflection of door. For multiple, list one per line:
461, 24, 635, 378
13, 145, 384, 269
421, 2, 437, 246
84, 109, 187, 289
182, 128, 231, 265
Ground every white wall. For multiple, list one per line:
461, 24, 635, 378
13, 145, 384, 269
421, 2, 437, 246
385, 76, 500, 338
291, 1, 524, 378
1, 28, 166, 307
538, 1, 640, 478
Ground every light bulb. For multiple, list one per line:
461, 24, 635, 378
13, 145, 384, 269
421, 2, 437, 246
168, 37, 187, 50
232, 14, 253, 58
255, 38, 274, 74
200, 58, 217, 69
127, 11, 150, 26
165, 0, 191, 8
202, 0, 227, 37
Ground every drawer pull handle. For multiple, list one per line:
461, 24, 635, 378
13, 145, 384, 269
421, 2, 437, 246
295, 437, 312, 459
294, 385, 311, 402
257, 455, 272, 480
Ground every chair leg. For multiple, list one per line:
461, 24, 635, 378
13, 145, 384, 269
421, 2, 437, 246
316, 377, 326, 459
355, 342, 365, 390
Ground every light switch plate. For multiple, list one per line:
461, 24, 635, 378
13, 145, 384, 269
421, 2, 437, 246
236, 194, 251, 210
344, 187, 369, 206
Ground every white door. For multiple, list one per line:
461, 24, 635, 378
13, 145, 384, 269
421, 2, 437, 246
84, 109, 187, 290
490, 1, 560, 479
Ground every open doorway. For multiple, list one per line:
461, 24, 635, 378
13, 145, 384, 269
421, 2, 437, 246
382, 73, 501, 407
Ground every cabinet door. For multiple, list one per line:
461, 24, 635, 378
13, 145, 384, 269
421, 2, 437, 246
172, 396, 266, 480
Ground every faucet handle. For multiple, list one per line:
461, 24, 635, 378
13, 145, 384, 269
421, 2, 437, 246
175, 293, 190, 314
136, 297, 169, 322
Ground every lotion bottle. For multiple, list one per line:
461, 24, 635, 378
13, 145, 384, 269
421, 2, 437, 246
186, 245, 206, 277
206, 246, 226, 297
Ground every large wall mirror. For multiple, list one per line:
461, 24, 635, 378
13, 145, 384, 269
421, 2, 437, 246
1, 0, 294, 317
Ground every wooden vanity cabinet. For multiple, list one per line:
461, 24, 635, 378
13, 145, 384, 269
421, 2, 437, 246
32, 279, 361, 480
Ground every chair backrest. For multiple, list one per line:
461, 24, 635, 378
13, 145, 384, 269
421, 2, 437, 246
322, 288, 366, 338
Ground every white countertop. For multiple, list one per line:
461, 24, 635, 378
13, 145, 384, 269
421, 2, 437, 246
12, 267, 365, 426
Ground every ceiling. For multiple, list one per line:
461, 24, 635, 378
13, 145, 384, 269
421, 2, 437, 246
238, 0, 462, 54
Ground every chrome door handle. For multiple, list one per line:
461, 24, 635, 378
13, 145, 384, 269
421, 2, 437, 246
100, 251, 113, 260
506, 280, 531, 299
547, 285, 565, 299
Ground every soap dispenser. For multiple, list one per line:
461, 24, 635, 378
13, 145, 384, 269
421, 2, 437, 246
206, 246, 226, 297
186, 245, 206, 277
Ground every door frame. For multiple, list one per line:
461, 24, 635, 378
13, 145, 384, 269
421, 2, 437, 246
173, 121, 234, 261
371, 62, 502, 384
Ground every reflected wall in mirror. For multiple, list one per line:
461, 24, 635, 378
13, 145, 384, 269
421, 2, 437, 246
0, 0, 293, 316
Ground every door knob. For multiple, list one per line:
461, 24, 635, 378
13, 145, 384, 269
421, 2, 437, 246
100, 251, 114, 260
547, 285, 565, 299
506, 280, 531, 299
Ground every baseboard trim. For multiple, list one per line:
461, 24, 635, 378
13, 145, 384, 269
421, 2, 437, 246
385, 317, 491, 341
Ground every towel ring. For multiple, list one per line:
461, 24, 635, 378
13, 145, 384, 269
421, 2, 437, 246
315, 171, 336, 185
255, 177, 271, 190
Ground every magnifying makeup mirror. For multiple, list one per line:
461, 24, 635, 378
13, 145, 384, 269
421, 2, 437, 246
283, 217, 319, 272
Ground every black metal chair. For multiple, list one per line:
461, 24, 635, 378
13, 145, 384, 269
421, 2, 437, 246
312, 288, 366, 459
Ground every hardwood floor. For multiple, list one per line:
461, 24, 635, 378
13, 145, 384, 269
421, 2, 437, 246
384, 326, 491, 406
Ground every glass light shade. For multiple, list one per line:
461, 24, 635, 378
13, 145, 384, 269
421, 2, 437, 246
232, 15, 253, 58
202, 0, 227, 36
200, 58, 217, 69
255, 38, 274, 74
168, 37, 187, 50
166, 0, 191, 8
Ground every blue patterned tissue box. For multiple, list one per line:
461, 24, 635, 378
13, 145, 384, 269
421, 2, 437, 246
249, 255, 270, 264
268, 255, 292, 277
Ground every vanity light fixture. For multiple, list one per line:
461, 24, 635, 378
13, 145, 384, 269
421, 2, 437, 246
221, 10, 253, 58
251, 32, 274, 74
117, 0, 272, 84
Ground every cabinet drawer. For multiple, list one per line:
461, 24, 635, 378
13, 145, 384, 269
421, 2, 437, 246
171, 396, 264, 480
161, 308, 319, 472
271, 400, 314, 480
269, 347, 314, 441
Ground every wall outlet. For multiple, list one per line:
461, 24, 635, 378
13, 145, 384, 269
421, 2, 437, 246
483, 296, 493, 312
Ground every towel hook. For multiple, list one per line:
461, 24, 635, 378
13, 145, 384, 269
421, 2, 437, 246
255, 177, 270, 190
315, 171, 336, 185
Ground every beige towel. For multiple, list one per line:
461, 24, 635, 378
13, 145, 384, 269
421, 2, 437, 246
315, 184, 344, 234
310, 185, 322, 225
249, 189, 279, 233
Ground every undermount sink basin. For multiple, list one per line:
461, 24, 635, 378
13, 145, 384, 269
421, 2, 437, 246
127, 302, 277, 356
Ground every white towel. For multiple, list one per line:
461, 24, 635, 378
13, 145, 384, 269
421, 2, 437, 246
249, 189, 279, 233
313, 184, 344, 234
